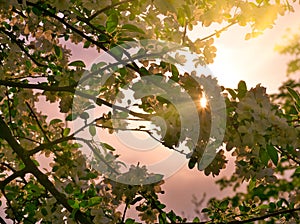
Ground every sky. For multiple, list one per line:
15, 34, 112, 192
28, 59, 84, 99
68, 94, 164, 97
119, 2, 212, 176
196, 5, 300, 94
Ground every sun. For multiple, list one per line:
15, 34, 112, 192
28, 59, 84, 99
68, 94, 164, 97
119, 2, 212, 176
199, 94, 208, 108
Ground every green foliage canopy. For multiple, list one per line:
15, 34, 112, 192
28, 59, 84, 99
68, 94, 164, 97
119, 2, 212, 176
0, 0, 299, 223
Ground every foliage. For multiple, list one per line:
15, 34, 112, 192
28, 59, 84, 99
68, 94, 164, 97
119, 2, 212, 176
0, 0, 299, 223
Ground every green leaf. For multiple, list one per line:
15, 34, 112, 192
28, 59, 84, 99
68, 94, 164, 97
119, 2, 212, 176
110, 45, 124, 59
32, 7, 42, 16
65, 183, 73, 194
249, 178, 256, 191
177, 8, 186, 26
106, 13, 118, 33
293, 167, 300, 176
32, 159, 40, 166
122, 24, 145, 34
28, 124, 38, 131
63, 128, 70, 137
219, 199, 229, 210
50, 118, 62, 125
25, 60, 32, 69
68, 60, 86, 67
287, 86, 300, 109
66, 113, 77, 121
83, 41, 91, 48
86, 172, 98, 179
130, 196, 143, 205
41, 208, 48, 216
158, 213, 167, 224
89, 125, 96, 137
201, 208, 210, 213
79, 112, 89, 120
101, 142, 115, 151
167, 210, 177, 222
238, 160, 247, 166
68, 199, 80, 209
125, 218, 135, 224
193, 217, 200, 222
88, 196, 102, 206
267, 145, 278, 166
52, 165, 59, 172
170, 64, 179, 82
258, 204, 269, 209
226, 88, 237, 99
259, 148, 269, 166
237, 80, 247, 99
188, 156, 197, 169
54, 45, 63, 59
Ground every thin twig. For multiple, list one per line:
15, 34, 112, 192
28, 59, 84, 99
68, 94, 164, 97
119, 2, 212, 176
28, 135, 74, 156
275, 146, 300, 165
76, 137, 120, 175
88, 0, 133, 21
227, 207, 300, 224
5, 87, 12, 125
95, 124, 189, 156
121, 203, 129, 223
0, 27, 47, 67
1, 189, 21, 223
26, 102, 50, 142
199, 22, 237, 42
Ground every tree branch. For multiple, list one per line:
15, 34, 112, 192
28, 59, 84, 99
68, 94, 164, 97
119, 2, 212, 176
76, 137, 120, 175
88, 0, 133, 21
0, 216, 7, 224
0, 168, 29, 190
0, 117, 93, 224
275, 146, 300, 165
26, 1, 108, 51
28, 135, 74, 156
95, 124, 189, 156
0, 27, 47, 68
199, 22, 237, 42
227, 207, 300, 224
0, 79, 75, 92
26, 102, 50, 142
1, 189, 22, 223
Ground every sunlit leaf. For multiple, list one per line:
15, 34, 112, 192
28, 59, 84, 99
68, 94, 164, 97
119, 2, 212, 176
122, 24, 145, 34
101, 142, 115, 151
106, 13, 118, 33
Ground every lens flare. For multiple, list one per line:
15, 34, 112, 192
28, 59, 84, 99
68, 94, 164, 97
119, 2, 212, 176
199, 94, 207, 108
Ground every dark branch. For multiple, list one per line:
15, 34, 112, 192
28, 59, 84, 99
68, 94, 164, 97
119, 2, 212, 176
227, 207, 300, 224
0, 117, 93, 224
0, 27, 47, 68
28, 135, 74, 156
26, 1, 108, 51
76, 137, 120, 175
88, 0, 133, 21
26, 102, 51, 142
0, 168, 29, 190
0, 79, 75, 92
